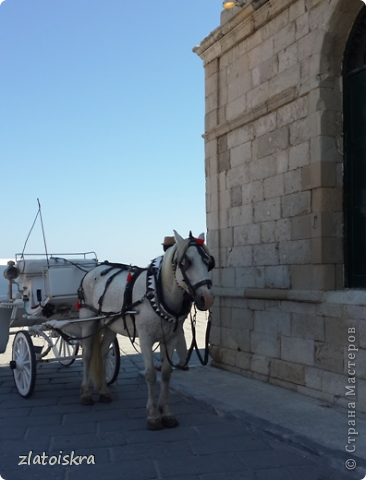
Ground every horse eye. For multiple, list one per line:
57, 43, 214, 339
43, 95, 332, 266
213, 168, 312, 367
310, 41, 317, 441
181, 256, 191, 270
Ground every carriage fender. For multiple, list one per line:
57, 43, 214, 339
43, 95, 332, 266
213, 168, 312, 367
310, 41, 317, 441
0, 307, 11, 353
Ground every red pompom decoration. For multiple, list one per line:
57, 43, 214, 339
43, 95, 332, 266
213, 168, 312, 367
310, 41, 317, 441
76, 300, 81, 310
195, 237, 204, 245
127, 272, 132, 282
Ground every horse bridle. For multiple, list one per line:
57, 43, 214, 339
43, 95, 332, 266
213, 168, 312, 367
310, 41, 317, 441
172, 238, 215, 298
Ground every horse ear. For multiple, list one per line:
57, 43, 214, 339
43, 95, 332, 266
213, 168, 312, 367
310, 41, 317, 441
198, 233, 205, 242
173, 230, 184, 243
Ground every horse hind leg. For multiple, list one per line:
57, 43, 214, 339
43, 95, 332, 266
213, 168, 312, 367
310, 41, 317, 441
78, 308, 100, 405
80, 329, 96, 405
98, 328, 116, 403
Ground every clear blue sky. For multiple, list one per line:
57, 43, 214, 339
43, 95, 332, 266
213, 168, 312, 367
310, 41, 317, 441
0, 0, 221, 265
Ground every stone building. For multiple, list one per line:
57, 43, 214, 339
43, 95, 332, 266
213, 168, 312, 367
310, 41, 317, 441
194, 0, 366, 411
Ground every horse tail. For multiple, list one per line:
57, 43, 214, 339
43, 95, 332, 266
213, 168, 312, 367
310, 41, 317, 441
90, 328, 104, 391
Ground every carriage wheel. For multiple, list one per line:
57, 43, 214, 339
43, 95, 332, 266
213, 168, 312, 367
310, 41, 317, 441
11, 331, 36, 398
106, 337, 120, 385
51, 334, 79, 366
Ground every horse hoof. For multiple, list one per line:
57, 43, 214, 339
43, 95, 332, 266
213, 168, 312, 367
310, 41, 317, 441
99, 393, 113, 403
81, 396, 94, 406
162, 416, 179, 428
147, 419, 164, 431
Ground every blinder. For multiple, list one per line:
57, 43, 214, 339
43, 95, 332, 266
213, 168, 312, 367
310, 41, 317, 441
206, 255, 215, 272
193, 241, 215, 272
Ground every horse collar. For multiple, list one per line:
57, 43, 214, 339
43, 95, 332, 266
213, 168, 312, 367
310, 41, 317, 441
146, 257, 191, 323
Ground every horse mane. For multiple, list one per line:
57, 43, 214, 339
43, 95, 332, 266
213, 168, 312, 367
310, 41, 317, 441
160, 238, 190, 283
173, 238, 191, 264
160, 242, 178, 279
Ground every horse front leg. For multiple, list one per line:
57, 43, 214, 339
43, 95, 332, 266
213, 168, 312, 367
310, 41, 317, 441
158, 339, 179, 428
140, 338, 163, 430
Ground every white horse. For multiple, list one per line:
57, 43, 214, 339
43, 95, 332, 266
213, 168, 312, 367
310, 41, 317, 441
76, 231, 215, 430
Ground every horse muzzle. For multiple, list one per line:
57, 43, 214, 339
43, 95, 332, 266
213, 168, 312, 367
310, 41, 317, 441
192, 280, 214, 311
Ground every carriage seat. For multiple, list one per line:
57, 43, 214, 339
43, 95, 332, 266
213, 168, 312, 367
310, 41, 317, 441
17, 259, 55, 275
16, 257, 97, 275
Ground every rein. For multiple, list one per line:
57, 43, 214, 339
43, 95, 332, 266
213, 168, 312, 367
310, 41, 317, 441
47, 313, 120, 343
160, 306, 212, 369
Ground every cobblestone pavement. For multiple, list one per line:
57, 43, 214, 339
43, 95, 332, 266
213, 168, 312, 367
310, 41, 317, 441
0, 312, 362, 480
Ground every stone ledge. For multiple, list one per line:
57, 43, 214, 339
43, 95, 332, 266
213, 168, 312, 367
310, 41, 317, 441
194, 0, 265, 59
245, 288, 324, 303
194, 0, 294, 63
215, 287, 366, 305
203, 87, 298, 142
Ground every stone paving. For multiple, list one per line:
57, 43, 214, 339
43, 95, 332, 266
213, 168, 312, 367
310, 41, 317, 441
0, 312, 361, 480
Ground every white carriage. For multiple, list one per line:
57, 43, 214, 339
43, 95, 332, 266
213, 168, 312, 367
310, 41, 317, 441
0, 252, 121, 398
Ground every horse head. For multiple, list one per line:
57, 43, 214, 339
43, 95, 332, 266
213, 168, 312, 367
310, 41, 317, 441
171, 230, 215, 311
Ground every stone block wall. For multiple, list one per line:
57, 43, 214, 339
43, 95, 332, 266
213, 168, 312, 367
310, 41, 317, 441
202, 0, 349, 293
210, 292, 366, 411
195, 0, 366, 411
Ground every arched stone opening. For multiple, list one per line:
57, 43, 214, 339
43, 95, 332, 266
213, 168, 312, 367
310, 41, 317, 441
343, 5, 366, 287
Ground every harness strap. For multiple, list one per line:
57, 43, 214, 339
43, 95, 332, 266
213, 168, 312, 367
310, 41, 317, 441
48, 321, 108, 343
100, 261, 131, 271
120, 267, 146, 342
190, 279, 212, 291
121, 267, 145, 316
79, 301, 121, 318
98, 269, 124, 314
79, 264, 146, 319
